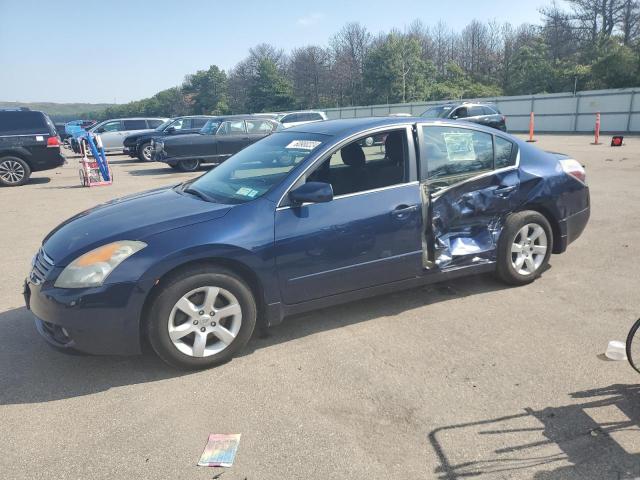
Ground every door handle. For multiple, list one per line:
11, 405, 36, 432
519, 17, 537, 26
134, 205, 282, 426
493, 185, 517, 196
391, 204, 418, 218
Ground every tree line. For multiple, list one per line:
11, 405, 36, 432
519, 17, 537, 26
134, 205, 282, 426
90, 0, 640, 120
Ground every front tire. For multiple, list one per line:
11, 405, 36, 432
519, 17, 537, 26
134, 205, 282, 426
496, 211, 553, 286
146, 267, 257, 369
137, 142, 153, 162
0, 156, 31, 187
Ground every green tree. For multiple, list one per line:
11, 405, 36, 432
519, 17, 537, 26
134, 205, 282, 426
364, 33, 435, 103
182, 65, 228, 114
247, 59, 295, 112
504, 39, 554, 94
589, 39, 639, 88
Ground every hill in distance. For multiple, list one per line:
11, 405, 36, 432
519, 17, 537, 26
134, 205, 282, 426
0, 101, 115, 122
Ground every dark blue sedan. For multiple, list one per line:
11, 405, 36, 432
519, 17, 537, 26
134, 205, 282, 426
24, 118, 590, 369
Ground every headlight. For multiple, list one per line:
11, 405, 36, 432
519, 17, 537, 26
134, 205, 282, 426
54, 241, 146, 288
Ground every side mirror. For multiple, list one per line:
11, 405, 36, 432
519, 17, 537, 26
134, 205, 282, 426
450, 115, 459, 120
166, 126, 176, 134
289, 182, 333, 205
95, 127, 105, 133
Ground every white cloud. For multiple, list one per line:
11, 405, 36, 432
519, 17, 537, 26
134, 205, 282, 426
297, 13, 325, 27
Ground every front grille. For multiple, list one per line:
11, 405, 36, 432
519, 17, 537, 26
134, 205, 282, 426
29, 248, 54, 285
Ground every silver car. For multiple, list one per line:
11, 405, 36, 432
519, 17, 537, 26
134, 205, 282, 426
89, 118, 168, 152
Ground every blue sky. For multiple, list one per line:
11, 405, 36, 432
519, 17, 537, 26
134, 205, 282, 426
0, 0, 554, 104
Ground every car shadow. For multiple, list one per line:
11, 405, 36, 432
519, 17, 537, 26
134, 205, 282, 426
26, 177, 51, 185
0, 272, 512, 406
242, 272, 514, 357
0, 306, 184, 406
428, 384, 640, 479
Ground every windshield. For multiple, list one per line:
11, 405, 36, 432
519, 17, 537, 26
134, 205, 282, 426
155, 119, 174, 131
421, 106, 454, 119
199, 119, 221, 135
188, 132, 327, 204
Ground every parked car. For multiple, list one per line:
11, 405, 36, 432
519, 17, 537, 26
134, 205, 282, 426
152, 115, 279, 172
421, 102, 507, 131
278, 110, 327, 128
25, 117, 590, 369
123, 116, 213, 162
0, 109, 65, 186
70, 117, 167, 154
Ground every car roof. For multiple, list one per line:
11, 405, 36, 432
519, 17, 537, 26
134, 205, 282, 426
102, 117, 168, 121
284, 116, 510, 138
209, 114, 278, 121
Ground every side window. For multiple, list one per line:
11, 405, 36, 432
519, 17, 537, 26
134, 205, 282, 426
420, 126, 493, 180
147, 119, 164, 128
191, 118, 208, 129
246, 120, 275, 134
123, 120, 147, 130
306, 129, 407, 197
468, 106, 485, 117
495, 136, 516, 168
172, 118, 192, 130
281, 114, 297, 124
98, 121, 122, 133
299, 113, 320, 122
452, 107, 468, 119
218, 120, 246, 135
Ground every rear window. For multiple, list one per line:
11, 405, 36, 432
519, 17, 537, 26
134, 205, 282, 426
483, 106, 498, 115
0, 111, 48, 135
123, 120, 148, 130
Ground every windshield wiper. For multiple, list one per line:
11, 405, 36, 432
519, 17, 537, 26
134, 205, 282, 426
184, 187, 214, 202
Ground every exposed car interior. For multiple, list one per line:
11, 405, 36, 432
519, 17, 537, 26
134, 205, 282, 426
307, 129, 408, 196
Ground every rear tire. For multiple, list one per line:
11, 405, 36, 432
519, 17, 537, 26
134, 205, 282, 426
137, 142, 153, 162
496, 211, 553, 286
146, 267, 257, 370
0, 156, 31, 187
177, 159, 200, 172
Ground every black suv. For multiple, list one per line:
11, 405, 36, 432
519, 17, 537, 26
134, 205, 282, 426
123, 116, 213, 162
421, 102, 507, 131
0, 109, 65, 187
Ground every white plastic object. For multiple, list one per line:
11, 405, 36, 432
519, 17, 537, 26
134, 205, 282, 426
605, 340, 627, 361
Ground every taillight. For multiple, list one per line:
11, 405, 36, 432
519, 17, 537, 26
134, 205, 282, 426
46, 136, 60, 148
559, 158, 586, 184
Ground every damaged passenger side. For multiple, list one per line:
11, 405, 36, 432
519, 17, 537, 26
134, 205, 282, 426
417, 125, 521, 270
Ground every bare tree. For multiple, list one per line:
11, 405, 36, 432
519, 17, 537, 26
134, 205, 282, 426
329, 22, 371, 106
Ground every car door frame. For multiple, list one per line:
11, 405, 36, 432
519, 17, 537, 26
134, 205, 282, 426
273, 124, 423, 305
415, 122, 522, 271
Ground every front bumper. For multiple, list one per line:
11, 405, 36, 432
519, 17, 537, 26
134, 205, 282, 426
24, 278, 145, 355
123, 146, 137, 157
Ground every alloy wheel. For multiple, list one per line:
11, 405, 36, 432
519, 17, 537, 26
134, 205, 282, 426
142, 144, 153, 161
167, 286, 242, 357
0, 160, 25, 184
511, 223, 548, 275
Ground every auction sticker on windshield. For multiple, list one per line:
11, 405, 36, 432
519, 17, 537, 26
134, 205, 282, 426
443, 132, 476, 161
285, 140, 322, 150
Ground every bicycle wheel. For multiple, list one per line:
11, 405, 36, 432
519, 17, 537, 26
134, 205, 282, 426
625, 318, 640, 373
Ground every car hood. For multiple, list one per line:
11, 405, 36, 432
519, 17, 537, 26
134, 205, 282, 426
124, 132, 154, 146
43, 186, 231, 265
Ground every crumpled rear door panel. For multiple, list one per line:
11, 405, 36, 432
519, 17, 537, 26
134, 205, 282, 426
423, 169, 523, 270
